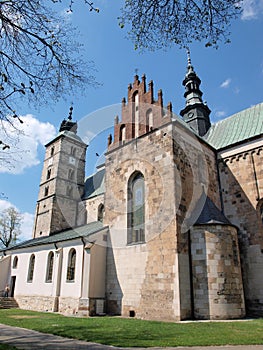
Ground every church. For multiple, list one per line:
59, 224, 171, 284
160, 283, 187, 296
0, 54, 263, 321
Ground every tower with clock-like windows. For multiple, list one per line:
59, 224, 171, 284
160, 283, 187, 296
33, 107, 87, 238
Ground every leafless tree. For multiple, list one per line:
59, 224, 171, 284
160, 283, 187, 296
0, 207, 21, 248
0, 0, 98, 148
119, 0, 243, 51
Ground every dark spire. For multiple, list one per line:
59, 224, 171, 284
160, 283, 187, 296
180, 49, 211, 137
59, 105, 77, 134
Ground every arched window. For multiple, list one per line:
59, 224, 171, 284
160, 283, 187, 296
70, 146, 76, 157
27, 254, 35, 283
146, 109, 153, 133
47, 169, 51, 180
44, 186, 49, 196
13, 256, 18, 269
67, 248, 76, 282
119, 125, 126, 143
127, 172, 145, 244
132, 92, 139, 138
45, 252, 54, 283
98, 204, 105, 223
50, 147, 54, 156
68, 168, 74, 180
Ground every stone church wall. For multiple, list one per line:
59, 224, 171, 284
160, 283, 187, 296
191, 224, 245, 319
105, 120, 222, 321
218, 140, 263, 316
105, 123, 181, 320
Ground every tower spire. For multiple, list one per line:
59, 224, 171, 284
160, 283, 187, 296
187, 48, 192, 68
180, 50, 211, 136
59, 105, 77, 134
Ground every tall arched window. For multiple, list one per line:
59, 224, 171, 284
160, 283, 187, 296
27, 254, 35, 283
13, 256, 18, 269
119, 124, 126, 143
132, 92, 139, 138
45, 251, 54, 283
98, 204, 105, 223
146, 109, 153, 133
67, 248, 76, 282
127, 172, 145, 244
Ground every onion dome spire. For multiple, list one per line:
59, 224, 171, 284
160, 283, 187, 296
180, 49, 211, 137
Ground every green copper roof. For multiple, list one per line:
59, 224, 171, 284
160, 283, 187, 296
83, 167, 105, 199
1, 221, 105, 252
205, 102, 263, 150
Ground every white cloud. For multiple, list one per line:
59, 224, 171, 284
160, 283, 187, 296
220, 78, 232, 88
241, 0, 263, 20
0, 114, 56, 174
0, 199, 34, 242
215, 111, 227, 118
20, 212, 34, 241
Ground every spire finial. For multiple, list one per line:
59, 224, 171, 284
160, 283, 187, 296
186, 47, 192, 67
68, 104, 73, 120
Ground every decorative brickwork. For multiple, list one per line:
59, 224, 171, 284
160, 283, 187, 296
110, 74, 172, 150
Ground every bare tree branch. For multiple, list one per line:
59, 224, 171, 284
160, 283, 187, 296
119, 0, 242, 51
0, 0, 98, 149
0, 207, 21, 248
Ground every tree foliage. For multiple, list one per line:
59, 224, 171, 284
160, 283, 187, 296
0, 0, 97, 148
119, 0, 243, 51
0, 207, 21, 248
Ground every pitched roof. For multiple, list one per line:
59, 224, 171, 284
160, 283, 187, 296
1, 221, 105, 252
205, 102, 263, 150
83, 167, 105, 199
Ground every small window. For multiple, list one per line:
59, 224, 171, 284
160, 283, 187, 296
70, 146, 76, 157
67, 248, 76, 282
98, 204, 105, 223
13, 256, 18, 269
66, 186, 73, 197
47, 169, 51, 180
45, 252, 54, 283
27, 254, 35, 283
44, 186, 49, 196
50, 147, 54, 156
68, 169, 74, 180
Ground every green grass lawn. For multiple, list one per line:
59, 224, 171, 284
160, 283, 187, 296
0, 309, 262, 347
0, 346, 17, 350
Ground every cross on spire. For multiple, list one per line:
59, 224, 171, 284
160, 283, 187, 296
186, 47, 192, 67
68, 104, 73, 120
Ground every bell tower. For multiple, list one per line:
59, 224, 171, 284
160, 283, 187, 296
33, 107, 87, 238
180, 50, 211, 136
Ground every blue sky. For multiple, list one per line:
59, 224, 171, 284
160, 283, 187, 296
0, 0, 263, 240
